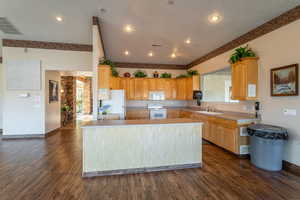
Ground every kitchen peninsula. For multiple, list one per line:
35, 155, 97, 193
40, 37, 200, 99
82, 118, 203, 177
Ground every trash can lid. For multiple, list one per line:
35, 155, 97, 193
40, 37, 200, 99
247, 123, 288, 140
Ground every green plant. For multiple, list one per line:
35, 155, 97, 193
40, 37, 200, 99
176, 74, 188, 78
229, 45, 256, 64
187, 70, 199, 77
99, 58, 119, 77
160, 72, 172, 78
61, 104, 71, 112
133, 70, 147, 78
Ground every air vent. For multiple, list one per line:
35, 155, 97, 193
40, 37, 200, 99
0, 17, 22, 35
152, 44, 162, 47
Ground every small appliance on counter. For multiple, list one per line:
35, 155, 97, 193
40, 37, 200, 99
98, 90, 126, 120
148, 103, 167, 119
193, 90, 203, 106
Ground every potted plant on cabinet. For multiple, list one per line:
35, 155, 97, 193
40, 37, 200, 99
98, 58, 119, 77
229, 45, 256, 64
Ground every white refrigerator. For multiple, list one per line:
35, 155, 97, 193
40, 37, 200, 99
101, 90, 126, 120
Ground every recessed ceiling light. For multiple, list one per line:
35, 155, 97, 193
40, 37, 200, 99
185, 38, 191, 44
148, 52, 153, 57
208, 13, 222, 23
124, 50, 130, 55
56, 16, 63, 22
171, 53, 176, 58
124, 25, 133, 33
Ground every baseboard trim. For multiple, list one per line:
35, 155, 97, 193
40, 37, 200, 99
2, 127, 61, 140
2, 134, 46, 139
283, 160, 300, 177
82, 163, 202, 178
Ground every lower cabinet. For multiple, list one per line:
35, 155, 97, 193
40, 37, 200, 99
191, 112, 250, 155
126, 109, 149, 120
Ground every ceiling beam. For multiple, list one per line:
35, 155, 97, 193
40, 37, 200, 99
187, 5, 300, 68
92, 16, 107, 58
115, 62, 187, 70
2, 39, 92, 52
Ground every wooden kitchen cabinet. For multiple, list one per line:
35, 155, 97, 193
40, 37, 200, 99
176, 78, 187, 100
148, 78, 158, 91
110, 77, 121, 90
167, 109, 181, 118
134, 78, 149, 100
231, 57, 259, 100
185, 75, 200, 100
126, 109, 149, 120
98, 65, 111, 89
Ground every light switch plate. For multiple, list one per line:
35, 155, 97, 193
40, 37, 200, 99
283, 109, 297, 116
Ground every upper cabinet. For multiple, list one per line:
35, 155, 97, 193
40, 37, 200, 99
98, 66, 200, 100
98, 65, 111, 89
231, 58, 259, 100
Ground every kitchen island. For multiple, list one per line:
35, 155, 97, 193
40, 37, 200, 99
82, 118, 202, 177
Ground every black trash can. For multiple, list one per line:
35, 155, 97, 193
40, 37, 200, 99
247, 124, 288, 171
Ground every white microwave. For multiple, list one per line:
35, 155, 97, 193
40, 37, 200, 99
149, 91, 165, 100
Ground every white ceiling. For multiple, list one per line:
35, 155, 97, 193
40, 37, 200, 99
0, 0, 300, 65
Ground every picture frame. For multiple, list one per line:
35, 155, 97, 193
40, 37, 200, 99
49, 80, 59, 102
270, 64, 298, 96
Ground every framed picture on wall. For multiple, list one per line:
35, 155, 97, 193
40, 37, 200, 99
271, 64, 298, 96
49, 80, 59, 102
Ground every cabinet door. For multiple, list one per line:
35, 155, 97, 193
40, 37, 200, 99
156, 79, 166, 91
176, 78, 186, 100
110, 77, 121, 90
134, 78, 149, 100
170, 79, 177, 99
218, 127, 238, 153
148, 78, 157, 91
186, 77, 193, 100
128, 78, 135, 100
98, 65, 111, 89
164, 79, 172, 100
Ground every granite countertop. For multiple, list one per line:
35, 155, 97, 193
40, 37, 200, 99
126, 106, 258, 122
82, 118, 202, 128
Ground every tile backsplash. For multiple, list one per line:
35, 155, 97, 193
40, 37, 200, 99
188, 100, 256, 114
126, 100, 188, 108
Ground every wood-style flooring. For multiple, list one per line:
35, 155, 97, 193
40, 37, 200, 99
1, 121, 300, 200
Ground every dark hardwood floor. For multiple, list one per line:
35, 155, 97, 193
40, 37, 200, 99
1, 121, 300, 200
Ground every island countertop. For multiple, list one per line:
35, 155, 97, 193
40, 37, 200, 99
82, 118, 202, 128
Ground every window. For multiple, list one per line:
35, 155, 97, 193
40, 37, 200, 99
201, 67, 238, 102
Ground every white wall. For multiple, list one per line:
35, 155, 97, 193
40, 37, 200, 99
2, 47, 92, 136
192, 19, 300, 166
116, 68, 186, 78
0, 63, 3, 130
45, 71, 61, 133
92, 25, 105, 119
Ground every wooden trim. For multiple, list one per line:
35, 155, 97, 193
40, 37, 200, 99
270, 64, 299, 96
2, 39, 92, 52
187, 5, 300, 68
115, 62, 187, 70
82, 163, 202, 177
283, 160, 300, 177
92, 16, 107, 58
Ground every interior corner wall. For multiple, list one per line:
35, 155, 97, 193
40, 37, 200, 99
45, 71, 61, 133
0, 63, 3, 130
191, 19, 300, 166
92, 25, 105, 120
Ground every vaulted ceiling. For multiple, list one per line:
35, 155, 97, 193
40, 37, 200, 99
0, 0, 300, 65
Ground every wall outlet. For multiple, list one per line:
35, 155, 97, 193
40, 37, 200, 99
283, 109, 297, 116
240, 145, 250, 155
240, 127, 249, 136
